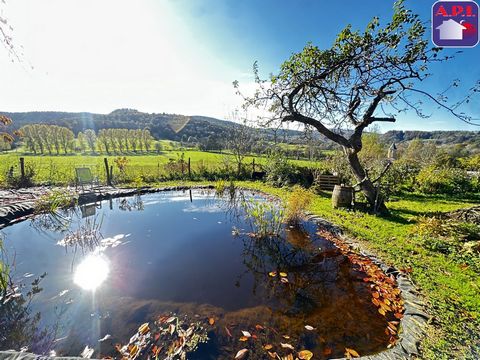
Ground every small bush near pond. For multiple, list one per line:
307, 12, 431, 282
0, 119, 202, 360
284, 186, 314, 224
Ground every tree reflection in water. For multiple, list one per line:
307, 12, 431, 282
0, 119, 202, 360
0, 273, 60, 355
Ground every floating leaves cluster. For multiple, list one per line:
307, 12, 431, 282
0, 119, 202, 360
317, 229, 404, 348
113, 315, 208, 360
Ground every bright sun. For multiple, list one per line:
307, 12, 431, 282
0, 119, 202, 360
73, 254, 110, 291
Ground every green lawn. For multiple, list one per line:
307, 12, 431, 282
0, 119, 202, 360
0, 151, 319, 185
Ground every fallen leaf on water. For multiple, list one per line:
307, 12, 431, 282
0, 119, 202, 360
239, 336, 249, 342
129, 344, 139, 357
263, 344, 273, 350
138, 322, 150, 335
241, 331, 252, 338
269, 271, 277, 277
208, 317, 215, 325
98, 334, 112, 342
80, 345, 94, 359
279, 272, 288, 277
345, 348, 360, 358
280, 342, 294, 350
304, 325, 315, 331
298, 349, 314, 360
235, 348, 248, 359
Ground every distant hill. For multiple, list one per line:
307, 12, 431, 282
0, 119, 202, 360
1, 109, 306, 145
382, 130, 480, 152
1, 109, 237, 142
2, 109, 479, 151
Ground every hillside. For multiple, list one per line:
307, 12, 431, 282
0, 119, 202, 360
2, 110, 480, 152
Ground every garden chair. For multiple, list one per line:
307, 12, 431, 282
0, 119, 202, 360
75, 167, 100, 191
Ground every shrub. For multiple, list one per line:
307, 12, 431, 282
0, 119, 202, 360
263, 150, 295, 187
416, 166, 472, 195
284, 186, 313, 224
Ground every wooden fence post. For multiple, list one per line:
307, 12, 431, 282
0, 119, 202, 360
188, 157, 191, 178
252, 158, 255, 173
104, 158, 112, 186
19, 157, 25, 180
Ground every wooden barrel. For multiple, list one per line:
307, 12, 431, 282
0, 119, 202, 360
332, 185, 353, 209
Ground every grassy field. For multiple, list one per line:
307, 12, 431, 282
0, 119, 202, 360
0, 150, 319, 185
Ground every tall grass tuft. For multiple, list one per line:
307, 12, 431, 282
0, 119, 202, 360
284, 186, 313, 224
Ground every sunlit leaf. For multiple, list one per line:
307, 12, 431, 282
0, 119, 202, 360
235, 348, 248, 359
241, 331, 252, 338
269, 271, 277, 277
208, 317, 215, 325
279, 272, 288, 277
280, 278, 289, 283
264, 344, 273, 350
281, 342, 294, 350
239, 336, 249, 342
345, 348, 360, 358
138, 322, 150, 335
304, 325, 315, 331
298, 349, 314, 360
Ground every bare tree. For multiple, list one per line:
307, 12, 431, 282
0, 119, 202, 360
226, 112, 254, 175
240, 0, 480, 212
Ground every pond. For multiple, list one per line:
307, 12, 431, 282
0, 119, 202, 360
0, 189, 396, 359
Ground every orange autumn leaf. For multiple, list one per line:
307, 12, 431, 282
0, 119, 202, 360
298, 349, 314, 360
345, 348, 360, 358
263, 344, 273, 350
323, 347, 332, 356
208, 317, 215, 325
239, 336, 249, 342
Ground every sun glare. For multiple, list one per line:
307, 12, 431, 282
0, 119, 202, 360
73, 254, 110, 291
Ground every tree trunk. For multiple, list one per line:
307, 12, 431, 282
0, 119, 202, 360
346, 150, 387, 213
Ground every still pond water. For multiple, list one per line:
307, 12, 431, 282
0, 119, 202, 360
1, 190, 391, 359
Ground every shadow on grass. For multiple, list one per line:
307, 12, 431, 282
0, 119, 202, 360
392, 191, 480, 204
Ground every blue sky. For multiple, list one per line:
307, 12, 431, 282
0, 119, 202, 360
1, 0, 479, 131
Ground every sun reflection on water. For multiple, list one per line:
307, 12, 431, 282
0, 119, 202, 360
73, 254, 110, 291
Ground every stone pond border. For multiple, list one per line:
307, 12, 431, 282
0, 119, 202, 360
0, 185, 429, 360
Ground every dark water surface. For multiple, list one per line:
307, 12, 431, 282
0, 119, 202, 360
1, 190, 391, 359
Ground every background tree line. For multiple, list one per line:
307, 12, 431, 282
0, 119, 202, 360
19, 125, 154, 155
